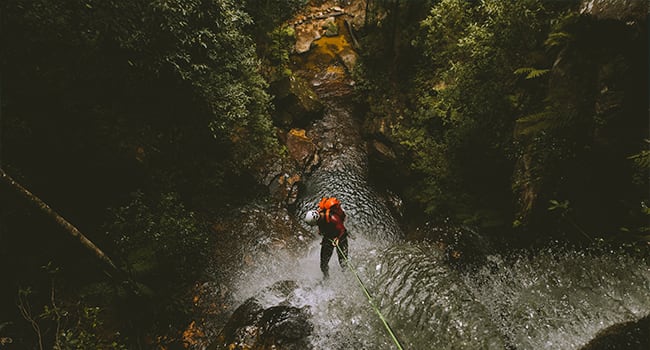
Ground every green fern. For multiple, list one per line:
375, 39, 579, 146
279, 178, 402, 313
628, 140, 650, 168
544, 31, 571, 48
515, 110, 559, 136
514, 67, 550, 79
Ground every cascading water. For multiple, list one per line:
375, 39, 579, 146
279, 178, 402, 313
365, 242, 650, 349
214, 98, 650, 350
461, 246, 650, 349
204, 1, 650, 347
216, 98, 650, 349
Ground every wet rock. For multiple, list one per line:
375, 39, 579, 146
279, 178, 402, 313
268, 172, 302, 205
286, 128, 318, 168
296, 34, 318, 54
291, 0, 364, 55
218, 299, 265, 348
384, 189, 404, 221
295, 23, 321, 54
338, 47, 358, 72
215, 281, 313, 350
270, 75, 323, 128
258, 306, 312, 349
369, 139, 396, 161
323, 18, 339, 37
580, 314, 650, 350
252, 151, 300, 206
315, 11, 344, 20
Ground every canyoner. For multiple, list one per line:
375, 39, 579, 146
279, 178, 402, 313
306, 197, 405, 349
305, 197, 349, 278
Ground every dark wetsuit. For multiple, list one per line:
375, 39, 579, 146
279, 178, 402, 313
317, 210, 348, 277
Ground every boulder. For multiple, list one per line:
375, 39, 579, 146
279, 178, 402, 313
295, 22, 322, 54
338, 46, 358, 72
268, 172, 302, 205
286, 128, 318, 167
369, 139, 396, 161
255, 128, 319, 206
270, 75, 323, 128
214, 281, 313, 350
580, 315, 650, 350
323, 18, 339, 37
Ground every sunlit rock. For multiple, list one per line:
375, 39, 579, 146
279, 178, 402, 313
286, 128, 318, 167
295, 23, 321, 54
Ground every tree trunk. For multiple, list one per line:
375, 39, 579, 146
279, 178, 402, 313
0, 168, 136, 291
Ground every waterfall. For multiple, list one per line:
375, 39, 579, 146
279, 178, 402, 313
215, 102, 650, 349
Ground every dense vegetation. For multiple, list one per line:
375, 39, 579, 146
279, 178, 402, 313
0, 0, 303, 348
356, 0, 648, 247
0, 0, 647, 348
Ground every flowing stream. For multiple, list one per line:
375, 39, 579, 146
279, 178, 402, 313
217, 99, 650, 349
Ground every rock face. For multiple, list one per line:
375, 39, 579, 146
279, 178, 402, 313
214, 281, 313, 350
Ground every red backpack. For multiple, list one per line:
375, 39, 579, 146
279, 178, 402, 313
318, 197, 346, 223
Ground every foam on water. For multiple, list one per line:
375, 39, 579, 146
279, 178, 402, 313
217, 102, 650, 349
462, 246, 650, 350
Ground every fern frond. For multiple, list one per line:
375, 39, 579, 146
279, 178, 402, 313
514, 67, 550, 79
516, 111, 552, 124
628, 149, 650, 168
526, 68, 549, 79
514, 67, 534, 75
544, 31, 571, 48
515, 110, 561, 136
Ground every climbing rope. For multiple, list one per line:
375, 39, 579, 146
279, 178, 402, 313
333, 240, 405, 350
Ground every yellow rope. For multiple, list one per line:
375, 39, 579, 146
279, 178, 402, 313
333, 240, 405, 350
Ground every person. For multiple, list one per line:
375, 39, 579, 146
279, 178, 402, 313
304, 197, 348, 278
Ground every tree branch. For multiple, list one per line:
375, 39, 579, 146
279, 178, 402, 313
0, 168, 138, 293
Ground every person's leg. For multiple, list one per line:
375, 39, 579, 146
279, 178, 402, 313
336, 236, 348, 269
320, 240, 334, 278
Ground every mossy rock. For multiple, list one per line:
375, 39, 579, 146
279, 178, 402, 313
323, 20, 338, 37
269, 75, 323, 128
